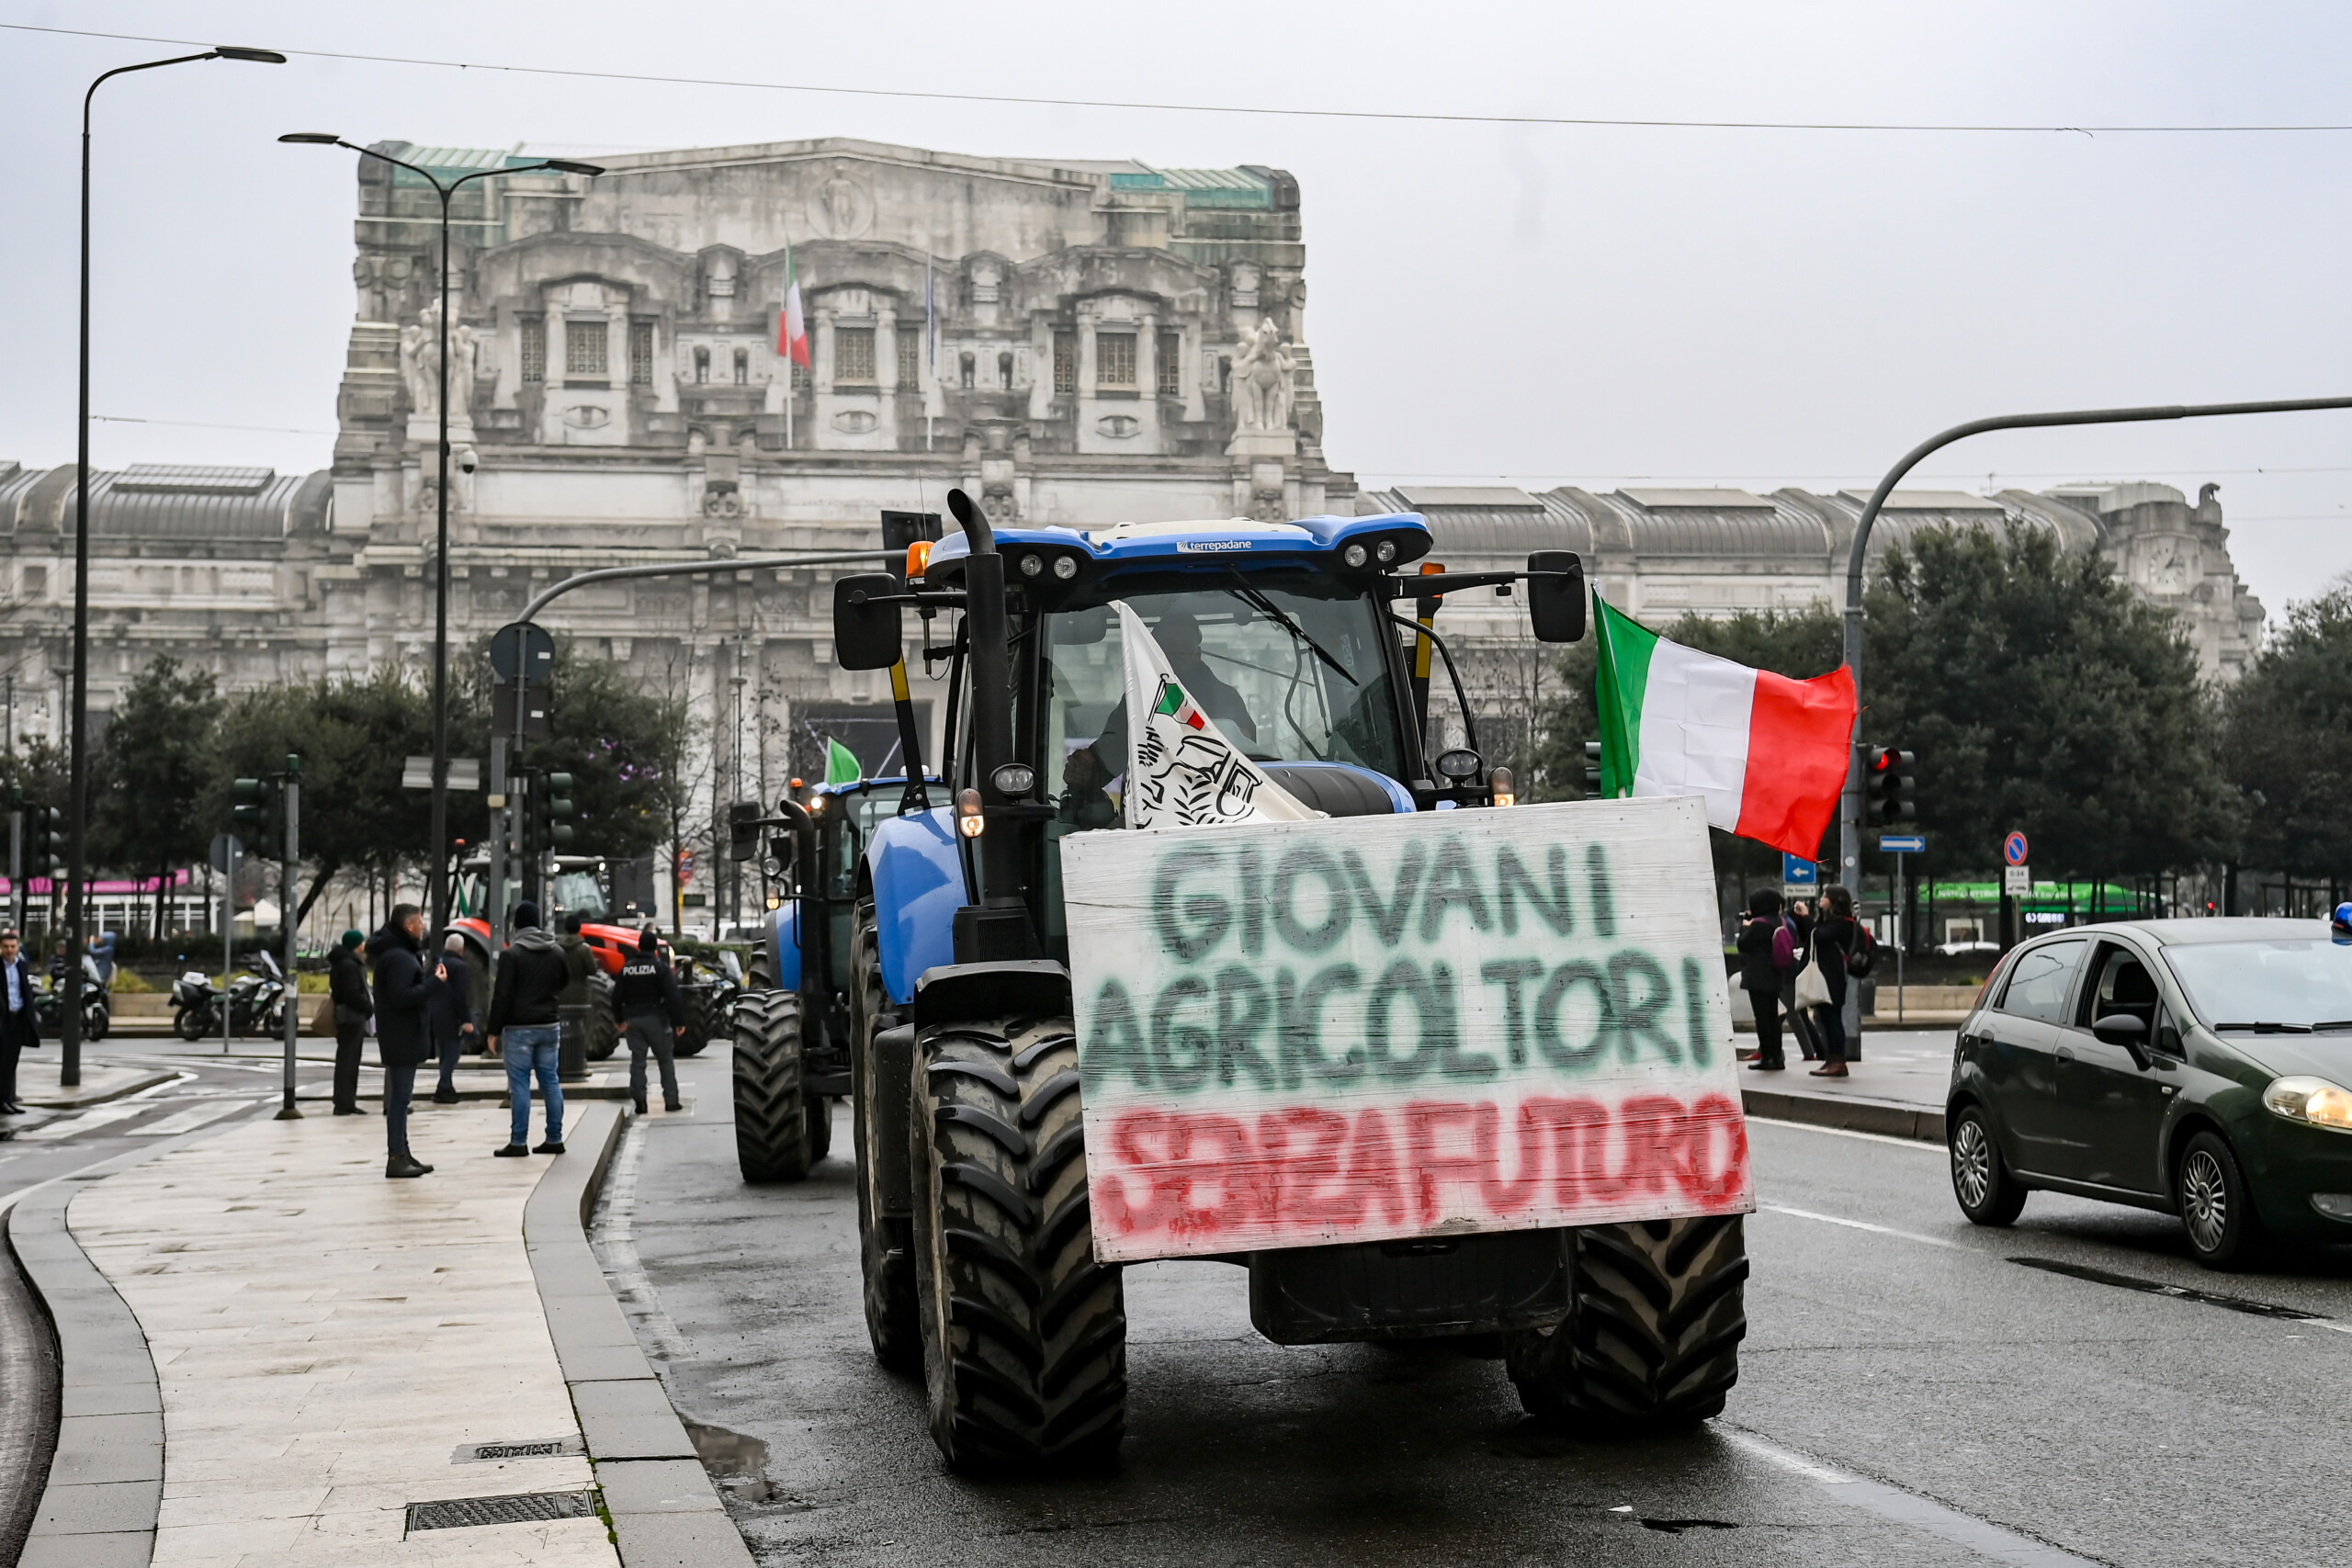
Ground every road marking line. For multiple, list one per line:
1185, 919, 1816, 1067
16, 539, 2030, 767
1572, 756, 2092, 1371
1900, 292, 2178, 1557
15, 1102, 156, 1141
1758, 1201, 1962, 1249
2008, 1256, 2352, 1336
1721, 1427, 2105, 1566
131, 1098, 267, 1136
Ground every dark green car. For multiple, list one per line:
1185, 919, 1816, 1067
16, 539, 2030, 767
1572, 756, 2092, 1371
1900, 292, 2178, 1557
1947, 918, 2352, 1269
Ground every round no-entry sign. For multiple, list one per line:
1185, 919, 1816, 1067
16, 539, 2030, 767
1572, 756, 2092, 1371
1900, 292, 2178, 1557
2004, 830, 2030, 866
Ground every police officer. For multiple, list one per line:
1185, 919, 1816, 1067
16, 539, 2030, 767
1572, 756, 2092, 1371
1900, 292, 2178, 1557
613, 927, 684, 1115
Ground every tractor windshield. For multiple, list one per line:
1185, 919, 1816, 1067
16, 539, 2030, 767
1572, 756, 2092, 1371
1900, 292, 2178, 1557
545, 869, 607, 924
1042, 583, 1405, 818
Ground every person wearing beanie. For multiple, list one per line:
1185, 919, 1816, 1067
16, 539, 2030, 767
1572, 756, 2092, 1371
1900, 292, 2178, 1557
326, 927, 374, 1115
486, 900, 570, 1156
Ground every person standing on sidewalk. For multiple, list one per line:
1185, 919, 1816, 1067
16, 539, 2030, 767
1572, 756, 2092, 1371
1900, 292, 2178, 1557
0, 930, 37, 1116
486, 901, 569, 1157
327, 929, 372, 1116
1779, 897, 1819, 1062
614, 927, 684, 1115
1805, 884, 1862, 1078
428, 933, 477, 1104
1736, 889, 1788, 1072
556, 912, 596, 1072
366, 906, 438, 1179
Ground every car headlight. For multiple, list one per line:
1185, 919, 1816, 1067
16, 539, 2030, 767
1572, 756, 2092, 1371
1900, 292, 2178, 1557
2262, 1075, 2352, 1133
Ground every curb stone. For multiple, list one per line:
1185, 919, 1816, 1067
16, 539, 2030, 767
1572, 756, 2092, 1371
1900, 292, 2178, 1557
1743, 1087, 1945, 1144
7, 1174, 165, 1568
526, 1102, 756, 1568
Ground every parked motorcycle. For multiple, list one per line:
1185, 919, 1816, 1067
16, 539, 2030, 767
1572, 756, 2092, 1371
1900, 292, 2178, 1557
37, 956, 111, 1043
175, 953, 288, 1039
171, 968, 220, 1039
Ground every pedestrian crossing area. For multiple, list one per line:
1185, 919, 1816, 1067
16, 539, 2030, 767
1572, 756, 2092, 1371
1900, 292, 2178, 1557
13, 1092, 266, 1142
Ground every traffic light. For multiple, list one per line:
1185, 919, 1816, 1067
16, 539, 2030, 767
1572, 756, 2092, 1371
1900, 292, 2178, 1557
545, 773, 576, 852
1867, 747, 1917, 825
29, 806, 64, 877
232, 777, 277, 853
1583, 740, 1603, 795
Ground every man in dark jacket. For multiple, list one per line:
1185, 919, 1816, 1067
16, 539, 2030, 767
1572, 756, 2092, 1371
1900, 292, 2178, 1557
1734, 888, 1788, 1072
0, 929, 38, 1116
556, 912, 596, 1077
429, 933, 477, 1103
366, 906, 439, 1179
613, 927, 685, 1115
327, 929, 372, 1114
487, 900, 570, 1156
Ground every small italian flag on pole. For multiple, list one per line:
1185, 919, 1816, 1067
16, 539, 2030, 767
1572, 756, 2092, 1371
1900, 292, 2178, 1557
1592, 596, 1856, 857
778, 244, 810, 369
823, 738, 862, 785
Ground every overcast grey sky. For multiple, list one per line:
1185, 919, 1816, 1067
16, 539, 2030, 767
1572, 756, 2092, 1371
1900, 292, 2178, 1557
5, 2, 2349, 618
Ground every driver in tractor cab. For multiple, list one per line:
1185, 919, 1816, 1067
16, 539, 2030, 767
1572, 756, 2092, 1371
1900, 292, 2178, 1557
1061, 607, 1257, 819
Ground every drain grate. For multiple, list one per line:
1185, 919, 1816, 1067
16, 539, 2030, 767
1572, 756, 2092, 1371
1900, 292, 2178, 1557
451, 1436, 587, 1464
407, 1491, 598, 1533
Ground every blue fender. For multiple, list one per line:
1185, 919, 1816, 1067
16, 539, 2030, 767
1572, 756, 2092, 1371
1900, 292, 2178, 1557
763, 901, 802, 991
866, 807, 966, 1007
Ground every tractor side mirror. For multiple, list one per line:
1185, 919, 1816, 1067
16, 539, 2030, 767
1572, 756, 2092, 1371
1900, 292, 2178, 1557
726, 800, 763, 862
1527, 550, 1586, 643
832, 573, 904, 670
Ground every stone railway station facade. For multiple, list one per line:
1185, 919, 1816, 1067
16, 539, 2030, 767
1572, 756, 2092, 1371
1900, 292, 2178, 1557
0, 135, 2265, 826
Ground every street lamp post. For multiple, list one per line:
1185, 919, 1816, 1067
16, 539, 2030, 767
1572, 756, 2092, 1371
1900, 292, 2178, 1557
62, 44, 286, 1090
278, 137, 602, 936
1837, 394, 2352, 1028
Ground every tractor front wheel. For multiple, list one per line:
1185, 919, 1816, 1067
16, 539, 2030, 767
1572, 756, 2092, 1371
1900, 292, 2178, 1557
732, 988, 812, 1183
852, 907, 919, 1373
909, 1010, 1125, 1473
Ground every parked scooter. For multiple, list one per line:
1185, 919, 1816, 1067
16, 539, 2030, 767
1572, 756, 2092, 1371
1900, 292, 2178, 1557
171, 967, 220, 1039
226, 952, 289, 1039
36, 954, 111, 1043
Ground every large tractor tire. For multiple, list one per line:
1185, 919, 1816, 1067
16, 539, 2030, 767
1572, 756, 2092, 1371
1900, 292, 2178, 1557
733, 988, 813, 1183
852, 906, 919, 1373
585, 976, 621, 1063
1503, 1215, 1747, 1435
908, 1010, 1125, 1473
677, 985, 725, 1058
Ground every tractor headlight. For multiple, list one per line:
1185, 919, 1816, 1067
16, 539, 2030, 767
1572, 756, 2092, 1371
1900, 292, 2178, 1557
1375, 539, 1397, 564
1342, 543, 1369, 569
2264, 1075, 2352, 1133
1018, 553, 1045, 579
991, 763, 1037, 797
1052, 554, 1079, 581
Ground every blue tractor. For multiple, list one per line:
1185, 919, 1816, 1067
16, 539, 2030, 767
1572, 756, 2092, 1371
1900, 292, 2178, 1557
729, 491, 1748, 1473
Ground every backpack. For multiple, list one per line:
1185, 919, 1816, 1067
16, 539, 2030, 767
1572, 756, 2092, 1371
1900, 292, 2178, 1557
1771, 919, 1798, 972
1845, 924, 1877, 978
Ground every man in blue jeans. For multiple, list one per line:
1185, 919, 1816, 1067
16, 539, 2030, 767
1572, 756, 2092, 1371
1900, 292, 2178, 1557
484, 901, 571, 1156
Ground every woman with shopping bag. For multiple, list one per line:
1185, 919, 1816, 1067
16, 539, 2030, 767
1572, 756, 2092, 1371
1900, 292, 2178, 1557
1801, 885, 1863, 1077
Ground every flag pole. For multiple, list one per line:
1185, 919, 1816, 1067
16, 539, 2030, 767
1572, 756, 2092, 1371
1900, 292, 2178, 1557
924, 251, 935, 453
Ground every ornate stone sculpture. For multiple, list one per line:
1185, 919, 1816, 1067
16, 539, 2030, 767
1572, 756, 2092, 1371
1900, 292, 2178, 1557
1232, 318, 1295, 433
399, 299, 477, 423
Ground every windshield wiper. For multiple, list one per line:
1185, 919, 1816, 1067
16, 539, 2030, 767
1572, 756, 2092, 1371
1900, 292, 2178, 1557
2310, 1020, 2352, 1032
1224, 581, 1358, 687
2212, 1021, 2314, 1033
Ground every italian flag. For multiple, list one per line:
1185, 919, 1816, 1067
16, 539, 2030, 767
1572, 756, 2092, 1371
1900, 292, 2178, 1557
1151, 680, 1208, 731
1592, 596, 1856, 857
824, 738, 862, 785
777, 246, 810, 368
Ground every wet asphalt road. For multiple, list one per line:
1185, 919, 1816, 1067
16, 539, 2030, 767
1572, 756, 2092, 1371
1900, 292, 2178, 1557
596, 1047, 2352, 1568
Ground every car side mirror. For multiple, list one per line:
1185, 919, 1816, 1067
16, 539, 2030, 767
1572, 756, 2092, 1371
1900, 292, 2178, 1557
2093, 1012, 2152, 1066
1526, 550, 1586, 643
832, 573, 904, 670
726, 800, 762, 862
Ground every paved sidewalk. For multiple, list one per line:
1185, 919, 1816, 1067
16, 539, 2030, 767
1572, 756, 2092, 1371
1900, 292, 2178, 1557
68, 1108, 617, 1567
1739, 1029, 1953, 1142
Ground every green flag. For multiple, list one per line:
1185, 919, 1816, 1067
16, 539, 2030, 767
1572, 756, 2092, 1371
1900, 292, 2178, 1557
824, 738, 862, 785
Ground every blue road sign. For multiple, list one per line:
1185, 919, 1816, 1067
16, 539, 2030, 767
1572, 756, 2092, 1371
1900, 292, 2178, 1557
1881, 834, 1927, 853
1781, 852, 1819, 886
2004, 830, 2030, 866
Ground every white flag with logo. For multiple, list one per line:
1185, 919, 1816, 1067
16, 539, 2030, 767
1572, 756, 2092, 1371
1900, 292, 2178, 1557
1114, 601, 1319, 829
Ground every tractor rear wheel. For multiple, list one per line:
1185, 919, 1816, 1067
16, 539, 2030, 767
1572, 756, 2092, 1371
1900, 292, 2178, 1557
852, 905, 919, 1373
585, 977, 620, 1062
732, 988, 812, 1183
1503, 1215, 1747, 1436
909, 1010, 1125, 1472
677, 986, 721, 1057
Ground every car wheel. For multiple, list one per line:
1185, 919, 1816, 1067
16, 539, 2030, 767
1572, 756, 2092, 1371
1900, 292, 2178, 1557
1949, 1106, 2026, 1226
2177, 1131, 2265, 1270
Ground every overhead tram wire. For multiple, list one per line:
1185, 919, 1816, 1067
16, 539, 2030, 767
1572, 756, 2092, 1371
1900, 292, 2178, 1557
10, 21, 2352, 136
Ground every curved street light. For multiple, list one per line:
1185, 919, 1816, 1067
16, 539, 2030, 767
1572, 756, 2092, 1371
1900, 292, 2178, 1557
60, 44, 286, 1090
278, 136, 603, 935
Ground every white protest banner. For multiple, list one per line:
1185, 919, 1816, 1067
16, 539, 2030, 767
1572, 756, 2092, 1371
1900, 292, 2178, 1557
1060, 794, 1752, 1264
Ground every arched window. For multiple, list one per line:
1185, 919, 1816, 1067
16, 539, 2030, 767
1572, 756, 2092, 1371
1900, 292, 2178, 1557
998, 351, 1014, 390
733, 347, 749, 386
959, 351, 976, 389
694, 346, 710, 385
